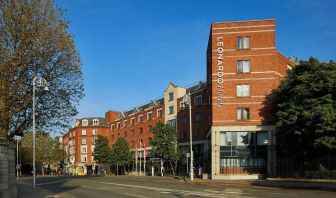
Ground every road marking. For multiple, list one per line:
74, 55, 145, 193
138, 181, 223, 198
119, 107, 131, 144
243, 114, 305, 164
124, 193, 148, 198
226, 191, 243, 194
79, 179, 254, 198
272, 192, 298, 196
159, 191, 171, 194
37, 180, 65, 186
81, 185, 94, 189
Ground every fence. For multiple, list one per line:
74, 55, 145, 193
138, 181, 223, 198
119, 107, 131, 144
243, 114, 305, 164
274, 156, 336, 179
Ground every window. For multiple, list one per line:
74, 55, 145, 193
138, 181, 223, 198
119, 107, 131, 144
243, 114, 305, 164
180, 131, 185, 139
139, 127, 143, 135
124, 131, 127, 137
130, 130, 134, 136
131, 140, 135, 147
147, 112, 152, 120
112, 135, 115, 141
195, 128, 200, 137
93, 119, 99, 126
237, 36, 250, 49
82, 119, 88, 126
92, 138, 97, 145
81, 138, 87, 145
138, 115, 143, 123
237, 108, 250, 120
81, 145, 87, 154
257, 131, 268, 145
181, 116, 187, 125
148, 137, 152, 142
148, 125, 152, 132
237, 84, 250, 97
194, 95, 202, 107
92, 129, 97, 135
237, 60, 250, 73
131, 118, 135, 125
169, 92, 174, 101
81, 130, 86, 136
117, 122, 120, 129
111, 124, 115, 131
168, 119, 176, 127
169, 106, 174, 114
194, 112, 202, 122
81, 156, 87, 163
157, 109, 163, 117
123, 120, 127, 128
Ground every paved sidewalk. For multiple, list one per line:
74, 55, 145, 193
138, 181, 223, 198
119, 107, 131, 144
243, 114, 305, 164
181, 177, 336, 191
17, 178, 70, 198
253, 178, 336, 191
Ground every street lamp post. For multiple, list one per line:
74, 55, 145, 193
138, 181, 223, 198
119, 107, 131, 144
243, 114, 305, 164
32, 77, 49, 188
14, 136, 21, 178
183, 92, 193, 181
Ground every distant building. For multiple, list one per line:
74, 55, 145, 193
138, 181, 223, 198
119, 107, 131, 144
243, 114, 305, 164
63, 19, 295, 179
63, 117, 109, 175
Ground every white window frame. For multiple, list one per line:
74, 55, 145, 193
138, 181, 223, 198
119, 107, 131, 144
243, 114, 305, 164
81, 145, 87, 154
138, 115, 143, 123
117, 122, 120, 129
111, 124, 115, 131
92, 138, 97, 145
81, 138, 87, 145
147, 112, 152, 120
92, 129, 97, 135
82, 119, 88, 126
237, 84, 250, 97
237, 108, 250, 120
123, 120, 127, 128
93, 119, 99, 126
131, 117, 135, 125
81, 129, 86, 136
194, 95, 202, 107
157, 109, 163, 117
237, 60, 250, 73
237, 36, 250, 49
81, 155, 87, 163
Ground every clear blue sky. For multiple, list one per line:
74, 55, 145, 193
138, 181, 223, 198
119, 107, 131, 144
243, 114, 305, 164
55, 0, 336, 118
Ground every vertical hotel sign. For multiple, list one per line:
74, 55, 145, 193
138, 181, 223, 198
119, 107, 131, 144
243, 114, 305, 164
216, 36, 224, 108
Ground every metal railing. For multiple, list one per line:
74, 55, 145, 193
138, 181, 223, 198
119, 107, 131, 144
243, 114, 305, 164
274, 156, 336, 179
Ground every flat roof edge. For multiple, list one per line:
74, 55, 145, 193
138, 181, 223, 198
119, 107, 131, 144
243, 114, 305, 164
213, 18, 275, 25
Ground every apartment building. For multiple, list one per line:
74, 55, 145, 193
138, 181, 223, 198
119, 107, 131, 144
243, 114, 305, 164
206, 19, 294, 179
63, 117, 109, 175
63, 19, 295, 179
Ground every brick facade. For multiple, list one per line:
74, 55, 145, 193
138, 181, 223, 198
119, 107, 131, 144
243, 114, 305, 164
63, 19, 295, 179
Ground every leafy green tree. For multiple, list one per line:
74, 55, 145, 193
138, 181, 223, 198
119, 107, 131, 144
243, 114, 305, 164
274, 57, 336, 158
111, 137, 134, 174
93, 135, 111, 165
0, 0, 83, 138
21, 131, 54, 173
51, 137, 64, 164
150, 122, 178, 175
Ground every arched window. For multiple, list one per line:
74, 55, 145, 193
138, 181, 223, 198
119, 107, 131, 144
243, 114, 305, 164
82, 119, 88, 126
93, 119, 99, 126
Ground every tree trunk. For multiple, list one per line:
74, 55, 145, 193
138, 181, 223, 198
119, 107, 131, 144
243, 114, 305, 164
169, 161, 175, 176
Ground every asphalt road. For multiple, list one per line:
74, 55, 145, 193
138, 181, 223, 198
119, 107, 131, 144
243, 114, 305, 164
18, 176, 336, 198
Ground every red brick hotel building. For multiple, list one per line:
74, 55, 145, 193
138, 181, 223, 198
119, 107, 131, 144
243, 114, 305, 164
63, 19, 295, 179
